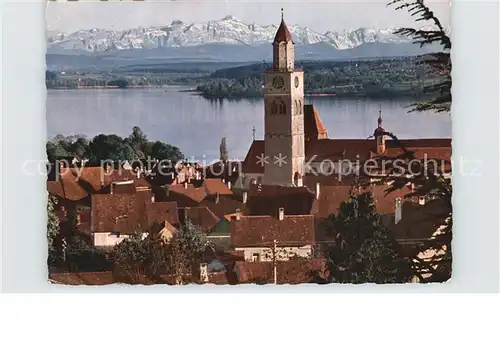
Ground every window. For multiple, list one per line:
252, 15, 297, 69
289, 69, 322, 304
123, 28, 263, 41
270, 101, 278, 115
279, 100, 287, 114
251, 253, 260, 262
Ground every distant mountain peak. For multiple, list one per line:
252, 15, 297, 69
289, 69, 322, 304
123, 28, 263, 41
46, 17, 435, 54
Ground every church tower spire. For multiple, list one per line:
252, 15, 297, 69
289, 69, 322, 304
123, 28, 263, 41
263, 12, 305, 186
272, 10, 294, 71
374, 108, 386, 154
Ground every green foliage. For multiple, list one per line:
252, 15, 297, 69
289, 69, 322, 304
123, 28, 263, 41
106, 79, 129, 88
88, 134, 136, 163
196, 57, 443, 99
322, 191, 412, 284
46, 126, 184, 164
111, 221, 212, 284
378, 0, 452, 282
219, 137, 228, 162
46, 141, 69, 163
46, 195, 60, 253
389, 0, 451, 113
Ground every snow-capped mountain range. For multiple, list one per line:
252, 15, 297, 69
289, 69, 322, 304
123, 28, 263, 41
47, 15, 417, 53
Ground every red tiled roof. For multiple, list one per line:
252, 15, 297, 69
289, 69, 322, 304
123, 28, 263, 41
200, 195, 246, 219
51, 167, 151, 202
147, 201, 180, 227
234, 259, 328, 284
202, 179, 233, 196
204, 161, 241, 184
389, 199, 450, 242
179, 206, 220, 232
242, 138, 452, 175
304, 105, 328, 141
231, 214, 315, 247
49, 271, 116, 285
306, 139, 375, 162
91, 193, 151, 233
168, 184, 207, 203
247, 184, 316, 216
242, 140, 265, 174
47, 181, 65, 198
111, 181, 137, 194
312, 185, 353, 218
273, 18, 293, 43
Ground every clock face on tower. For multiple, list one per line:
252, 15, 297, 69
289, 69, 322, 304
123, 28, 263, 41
294, 76, 300, 88
272, 76, 285, 89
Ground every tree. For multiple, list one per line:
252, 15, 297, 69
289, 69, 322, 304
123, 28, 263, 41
88, 134, 135, 163
126, 126, 148, 158
47, 195, 60, 259
322, 191, 412, 284
219, 137, 229, 162
111, 221, 212, 284
388, 0, 451, 113
382, 0, 452, 282
46, 141, 69, 163
68, 137, 89, 159
149, 141, 184, 164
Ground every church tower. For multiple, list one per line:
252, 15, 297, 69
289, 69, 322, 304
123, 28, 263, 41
263, 11, 305, 186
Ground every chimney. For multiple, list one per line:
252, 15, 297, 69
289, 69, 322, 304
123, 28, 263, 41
297, 177, 303, 187
418, 196, 425, 206
376, 136, 386, 154
227, 181, 232, 190
242, 191, 248, 204
278, 207, 284, 221
375, 109, 386, 154
215, 192, 220, 204
235, 209, 241, 221
395, 198, 402, 224
199, 263, 209, 283
315, 183, 320, 200
184, 182, 188, 189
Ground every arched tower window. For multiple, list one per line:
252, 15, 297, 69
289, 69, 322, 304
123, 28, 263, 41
298, 100, 302, 114
271, 101, 278, 115
279, 100, 286, 114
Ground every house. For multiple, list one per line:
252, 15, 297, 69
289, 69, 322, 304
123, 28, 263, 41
386, 198, 451, 282
90, 191, 152, 247
146, 201, 180, 240
232, 258, 329, 284
178, 206, 220, 232
159, 183, 207, 207
203, 160, 241, 187
231, 211, 315, 262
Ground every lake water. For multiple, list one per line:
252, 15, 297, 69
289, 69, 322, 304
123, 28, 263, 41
46, 87, 451, 161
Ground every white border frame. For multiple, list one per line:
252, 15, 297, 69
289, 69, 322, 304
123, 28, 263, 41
1, 0, 499, 292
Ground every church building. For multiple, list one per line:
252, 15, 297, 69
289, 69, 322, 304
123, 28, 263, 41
236, 13, 451, 190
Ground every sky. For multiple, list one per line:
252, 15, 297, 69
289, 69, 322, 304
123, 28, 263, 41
46, 0, 450, 33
